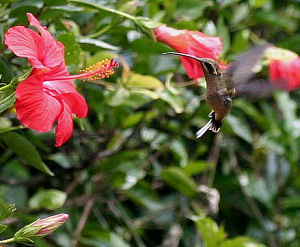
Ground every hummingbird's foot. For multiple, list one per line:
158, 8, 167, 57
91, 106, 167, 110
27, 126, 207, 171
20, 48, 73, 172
196, 111, 222, 138
208, 111, 222, 132
208, 111, 215, 118
209, 118, 222, 133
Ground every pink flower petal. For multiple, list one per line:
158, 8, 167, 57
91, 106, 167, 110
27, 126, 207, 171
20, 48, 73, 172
4, 26, 48, 70
33, 213, 69, 236
15, 73, 62, 132
63, 92, 88, 118
26, 13, 65, 69
154, 25, 223, 79
55, 103, 73, 147
269, 58, 300, 91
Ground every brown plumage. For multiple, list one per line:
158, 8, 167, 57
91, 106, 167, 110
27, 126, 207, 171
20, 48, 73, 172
165, 44, 271, 138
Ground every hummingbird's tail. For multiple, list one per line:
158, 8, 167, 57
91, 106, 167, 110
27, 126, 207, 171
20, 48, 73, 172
196, 112, 222, 138
196, 119, 213, 138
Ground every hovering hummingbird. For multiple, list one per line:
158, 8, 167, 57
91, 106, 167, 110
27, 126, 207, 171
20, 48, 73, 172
164, 44, 271, 138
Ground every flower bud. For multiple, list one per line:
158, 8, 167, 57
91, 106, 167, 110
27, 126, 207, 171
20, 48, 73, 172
14, 214, 69, 243
31, 214, 69, 237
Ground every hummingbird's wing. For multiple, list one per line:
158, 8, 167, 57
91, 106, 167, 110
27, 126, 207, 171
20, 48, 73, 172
235, 78, 275, 99
224, 44, 271, 90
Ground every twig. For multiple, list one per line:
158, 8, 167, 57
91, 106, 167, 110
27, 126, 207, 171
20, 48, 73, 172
231, 152, 277, 247
109, 193, 146, 247
206, 133, 222, 187
65, 172, 83, 195
70, 197, 95, 247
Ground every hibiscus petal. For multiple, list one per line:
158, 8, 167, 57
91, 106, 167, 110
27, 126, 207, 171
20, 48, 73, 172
154, 25, 188, 50
190, 33, 222, 60
26, 13, 65, 69
154, 25, 223, 80
15, 73, 61, 132
63, 92, 88, 118
269, 58, 300, 91
180, 56, 204, 79
4, 26, 48, 70
55, 103, 73, 147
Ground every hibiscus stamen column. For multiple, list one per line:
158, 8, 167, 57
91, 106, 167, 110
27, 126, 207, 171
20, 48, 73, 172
54, 59, 119, 81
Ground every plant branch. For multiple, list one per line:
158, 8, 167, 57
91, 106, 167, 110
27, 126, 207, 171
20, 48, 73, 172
70, 197, 95, 247
69, 0, 135, 20
231, 152, 278, 247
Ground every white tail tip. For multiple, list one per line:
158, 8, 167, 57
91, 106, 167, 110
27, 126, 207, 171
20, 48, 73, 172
196, 119, 213, 138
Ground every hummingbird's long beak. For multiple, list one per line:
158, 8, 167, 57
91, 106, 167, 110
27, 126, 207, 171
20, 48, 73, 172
163, 52, 207, 63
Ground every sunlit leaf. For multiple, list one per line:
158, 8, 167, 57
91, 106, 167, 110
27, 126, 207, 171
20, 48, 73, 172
29, 189, 67, 210
126, 72, 164, 89
161, 167, 197, 197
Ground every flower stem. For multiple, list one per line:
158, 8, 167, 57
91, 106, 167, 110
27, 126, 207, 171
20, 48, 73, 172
0, 237, 16, 244
69, 0, 135, 20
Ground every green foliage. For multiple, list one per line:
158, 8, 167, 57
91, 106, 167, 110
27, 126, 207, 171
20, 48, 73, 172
0, 0, 300, 246
0, 132, 53, 176
29, 189, 67, 210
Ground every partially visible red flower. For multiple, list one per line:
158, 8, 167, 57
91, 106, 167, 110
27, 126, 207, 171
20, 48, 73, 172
269, 57, 300, 91
5, 13, 118, 146
154, 25, 223, 79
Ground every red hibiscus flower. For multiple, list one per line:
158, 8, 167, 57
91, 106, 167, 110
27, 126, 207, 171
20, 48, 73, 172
269, 57, 300, 91
5, 13, 118, 146
154, 25, 223, 79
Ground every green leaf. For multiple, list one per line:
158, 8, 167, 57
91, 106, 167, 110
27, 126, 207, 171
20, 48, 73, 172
126, 73, 164, 89
231, 30, 250, 53
255, 12, 297, 32
226, 115, 253, 143
0, 200, 16, 221
0, 93, 15, 114
158, 89, 184, 114
125, 181, 163, 211
241, 173, 273, 208
78, 38, 120, 51
249, 0, 270, 8
161, 167, 198, 197
107, 87, 130, 106
281, 196, 300, 209
29, 189, 67, 210
0, 71, 31, 113
275, 92, 299, 135
230, 4, 249, 26
57, 32, 82, 65
122, 112, 144, 128
81, 232, 130, 247
234, 99, 268, 131
221, 237, 266, 247
169, 139, 188, 167
184, 161, 213, 176
9, 0, 43, 17
0, 57, 13, 82
0, 132, 53, 176
217, 17, 230, 55
194, 216, 227, 247
86, 51, 118, 66
133, 17, 161, 40
46, 153, 72, 169
0, 223, 8, 234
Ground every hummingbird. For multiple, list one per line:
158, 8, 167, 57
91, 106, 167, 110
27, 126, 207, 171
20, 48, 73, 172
164, 44, 271, 138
